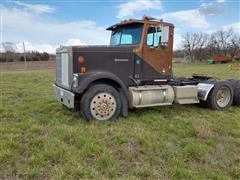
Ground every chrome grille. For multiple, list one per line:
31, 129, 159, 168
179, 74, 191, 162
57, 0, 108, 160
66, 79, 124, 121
56, 53, 62, 85
55, 50, 72, 88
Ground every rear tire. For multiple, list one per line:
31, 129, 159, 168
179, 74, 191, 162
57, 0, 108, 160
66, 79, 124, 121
80, 84, 122, 121
207, 81, 233, 110
229, 80, 240, 106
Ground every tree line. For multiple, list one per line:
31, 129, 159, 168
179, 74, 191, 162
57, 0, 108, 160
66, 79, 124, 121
174, 28, 240, 62
0, 51, 54, 63
0, 42, 55, 62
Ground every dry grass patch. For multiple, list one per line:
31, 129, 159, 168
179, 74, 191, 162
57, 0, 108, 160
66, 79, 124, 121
194, 120, 214, 139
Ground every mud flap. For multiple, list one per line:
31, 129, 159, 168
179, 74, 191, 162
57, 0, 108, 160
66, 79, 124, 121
119, 89, 128, 118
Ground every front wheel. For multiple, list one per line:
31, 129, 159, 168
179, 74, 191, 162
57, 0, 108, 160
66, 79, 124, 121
207, 81, 233, 110
80, 84, 122, 121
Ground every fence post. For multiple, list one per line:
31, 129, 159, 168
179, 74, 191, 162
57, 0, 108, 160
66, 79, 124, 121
23, 42, 27, 68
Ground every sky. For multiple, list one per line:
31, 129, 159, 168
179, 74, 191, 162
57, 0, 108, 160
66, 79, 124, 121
1, 0, 240, 53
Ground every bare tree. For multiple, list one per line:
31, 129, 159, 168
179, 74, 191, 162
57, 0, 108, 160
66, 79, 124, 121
228, 35, 240, 59
181, 28, 240, 62
182, 32, 208, 61
206, 33, 218, 56
211, 28, 234, 56
182, 32, 196, 62
2, 42, 17, 62
2, 42, 17, 52
195, 32, 209, 61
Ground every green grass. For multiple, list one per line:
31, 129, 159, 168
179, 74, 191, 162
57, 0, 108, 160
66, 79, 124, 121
1, 62, 240, 179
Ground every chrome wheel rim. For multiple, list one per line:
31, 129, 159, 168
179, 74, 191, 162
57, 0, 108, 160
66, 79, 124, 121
90, 93, 117, 120
216, 86, 231, 108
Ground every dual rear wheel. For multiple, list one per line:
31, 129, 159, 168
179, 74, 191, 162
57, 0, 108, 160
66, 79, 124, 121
229, 80, 240, 106
207, 81, 235, 110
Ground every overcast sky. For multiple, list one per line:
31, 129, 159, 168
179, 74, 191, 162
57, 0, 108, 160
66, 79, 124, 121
1, 0, 240, 53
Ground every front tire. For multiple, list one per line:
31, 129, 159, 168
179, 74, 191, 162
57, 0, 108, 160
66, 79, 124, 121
207, 81, 233, 110
80, 84, 122, 121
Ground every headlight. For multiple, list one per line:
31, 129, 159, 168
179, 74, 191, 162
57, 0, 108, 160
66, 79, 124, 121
72, 74, 78, 88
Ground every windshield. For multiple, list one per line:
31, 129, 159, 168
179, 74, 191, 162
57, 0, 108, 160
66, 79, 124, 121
110, 24, 143, 45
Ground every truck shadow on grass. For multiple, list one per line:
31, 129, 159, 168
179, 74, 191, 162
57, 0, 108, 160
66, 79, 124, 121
55, 102, 236, 124
61, 103, 213, 123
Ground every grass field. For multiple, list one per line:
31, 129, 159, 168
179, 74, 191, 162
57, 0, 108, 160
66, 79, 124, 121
1, 62, 240, 179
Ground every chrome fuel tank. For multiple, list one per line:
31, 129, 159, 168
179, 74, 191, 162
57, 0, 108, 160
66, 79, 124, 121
129, 85, 175, 108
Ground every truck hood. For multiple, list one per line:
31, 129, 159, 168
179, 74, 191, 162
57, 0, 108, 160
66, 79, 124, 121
56, 45, 138, 54
71, 45, 137, 53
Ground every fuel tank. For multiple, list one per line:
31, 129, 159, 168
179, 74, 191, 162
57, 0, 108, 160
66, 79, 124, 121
129, 85, 175, 108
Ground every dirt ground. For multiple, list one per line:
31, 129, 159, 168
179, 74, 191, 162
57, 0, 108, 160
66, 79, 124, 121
0, 61, 55, 71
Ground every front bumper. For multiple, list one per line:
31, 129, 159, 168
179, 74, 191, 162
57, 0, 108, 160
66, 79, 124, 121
53, 84, 75, 109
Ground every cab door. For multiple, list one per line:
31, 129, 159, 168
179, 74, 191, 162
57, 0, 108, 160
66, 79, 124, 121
141, 25, 172, 79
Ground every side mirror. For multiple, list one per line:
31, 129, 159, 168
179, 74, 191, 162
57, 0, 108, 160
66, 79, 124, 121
161, 26, 169, 43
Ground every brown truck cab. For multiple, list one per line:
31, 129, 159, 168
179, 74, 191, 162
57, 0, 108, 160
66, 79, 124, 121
53, 16, 239, 121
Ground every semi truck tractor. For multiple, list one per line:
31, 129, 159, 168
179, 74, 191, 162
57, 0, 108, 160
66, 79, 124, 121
53, 16, 240, 121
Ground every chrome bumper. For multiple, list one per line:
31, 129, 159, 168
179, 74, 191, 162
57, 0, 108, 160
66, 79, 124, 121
53, 84, 75, 109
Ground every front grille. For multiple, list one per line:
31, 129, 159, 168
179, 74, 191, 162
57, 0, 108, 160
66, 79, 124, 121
55, 51, 72, 88
56, 53, 62, 85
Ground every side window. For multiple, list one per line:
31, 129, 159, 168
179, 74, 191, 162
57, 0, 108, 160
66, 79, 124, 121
146, 26, 161, 47
146, 27, 155, 46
